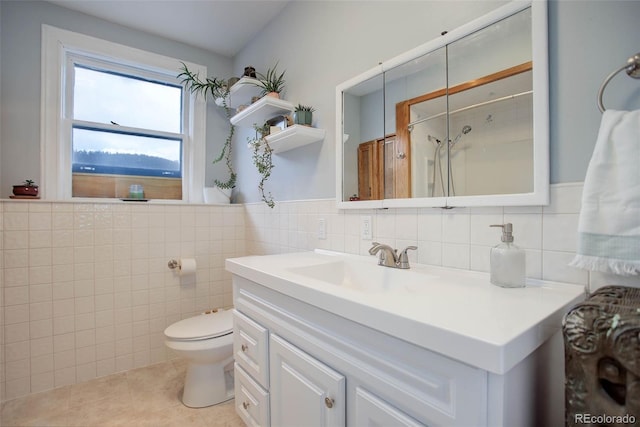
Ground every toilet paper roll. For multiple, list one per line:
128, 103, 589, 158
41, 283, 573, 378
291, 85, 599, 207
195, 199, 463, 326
179, 258, 196, 276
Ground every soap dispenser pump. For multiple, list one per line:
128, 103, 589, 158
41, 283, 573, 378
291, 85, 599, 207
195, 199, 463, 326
489, 223, 525, 288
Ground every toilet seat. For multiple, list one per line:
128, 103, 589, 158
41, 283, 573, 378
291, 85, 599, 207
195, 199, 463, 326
164, 309, 233, 341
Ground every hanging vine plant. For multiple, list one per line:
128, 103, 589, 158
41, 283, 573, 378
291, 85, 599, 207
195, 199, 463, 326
248, 124, 275, 208
178, 63, 236, 189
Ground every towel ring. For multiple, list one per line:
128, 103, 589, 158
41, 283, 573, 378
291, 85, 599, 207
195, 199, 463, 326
597, 52, 640, 113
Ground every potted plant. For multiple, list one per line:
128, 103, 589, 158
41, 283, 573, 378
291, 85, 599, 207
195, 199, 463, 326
253, 63, 286, 99
293, 104, 315, 126
178, 63, 237, 191
13, 179, 39, 197
248, 124, 276, 208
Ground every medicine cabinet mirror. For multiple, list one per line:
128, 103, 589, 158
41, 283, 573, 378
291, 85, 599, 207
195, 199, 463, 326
337, 0, 548, 209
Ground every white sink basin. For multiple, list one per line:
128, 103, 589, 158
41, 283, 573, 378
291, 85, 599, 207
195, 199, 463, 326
287, 259, 439, 293
226, 249, 585, 374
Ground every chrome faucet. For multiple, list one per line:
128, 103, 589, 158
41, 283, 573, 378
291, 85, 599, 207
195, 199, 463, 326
369, 242, 417, 269
397, 246, 418, 269
368, 242, 398, 267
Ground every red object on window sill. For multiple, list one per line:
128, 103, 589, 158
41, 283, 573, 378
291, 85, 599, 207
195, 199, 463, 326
12, 185, 39, 197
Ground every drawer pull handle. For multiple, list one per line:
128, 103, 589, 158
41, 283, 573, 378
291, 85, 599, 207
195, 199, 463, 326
241, 344, 248, 352
242, 401, 250, 410
325, 397, 334, 409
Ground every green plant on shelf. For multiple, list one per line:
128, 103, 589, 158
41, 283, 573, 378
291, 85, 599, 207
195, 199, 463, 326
294, 103, 315, 126
248, 124, 275, 208
251, 62, 286, 98
178, 63, 236, 189
294, 104, 315, 112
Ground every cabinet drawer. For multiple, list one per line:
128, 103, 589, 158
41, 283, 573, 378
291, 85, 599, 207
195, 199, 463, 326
235, 364, 270, 427
354, 387, 425, 427
233, 309, 269, 388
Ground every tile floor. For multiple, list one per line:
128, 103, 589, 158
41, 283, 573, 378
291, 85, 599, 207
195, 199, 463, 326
0, 359, 245, 427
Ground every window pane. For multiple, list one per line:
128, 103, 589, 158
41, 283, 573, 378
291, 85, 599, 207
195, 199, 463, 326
72, 127, 182, 177
73, 65, 182, 133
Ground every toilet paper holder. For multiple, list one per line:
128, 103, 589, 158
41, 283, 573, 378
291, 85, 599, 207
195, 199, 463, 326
168, 258, 197, 276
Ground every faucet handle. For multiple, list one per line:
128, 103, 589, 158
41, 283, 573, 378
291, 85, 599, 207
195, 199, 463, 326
397, 246, 417, 269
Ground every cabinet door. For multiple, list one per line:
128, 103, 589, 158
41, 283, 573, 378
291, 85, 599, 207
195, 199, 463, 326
270, 334, 346, 427
354, 387, 426, 427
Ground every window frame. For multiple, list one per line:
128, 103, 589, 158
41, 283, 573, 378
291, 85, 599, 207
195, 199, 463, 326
41, 25, 206, 202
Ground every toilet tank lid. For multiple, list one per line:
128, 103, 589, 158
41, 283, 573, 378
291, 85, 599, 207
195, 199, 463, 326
164, 309, 233, 340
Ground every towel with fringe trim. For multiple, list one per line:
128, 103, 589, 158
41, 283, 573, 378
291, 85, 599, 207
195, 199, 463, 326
570, 110, 640, 276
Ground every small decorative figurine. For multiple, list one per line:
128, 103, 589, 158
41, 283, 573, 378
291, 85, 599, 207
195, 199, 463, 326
243, 66, 257, 78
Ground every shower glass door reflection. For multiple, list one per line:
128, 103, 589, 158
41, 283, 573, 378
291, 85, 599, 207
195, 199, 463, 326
444, 7, 534, 197
405, 67, 533, 198
384, 46, 447, 199
445, 72, 533, 196
397, 7, 534, 198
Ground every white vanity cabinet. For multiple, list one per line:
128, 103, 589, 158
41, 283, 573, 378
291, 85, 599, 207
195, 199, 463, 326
354, 387, 426, 427
227, 250, 584, 426
233, 310, 270, 426
270, 334, 345, 427
233, 308, 346, 427
232, 275, 488, 427
234, 310, 269, 387
235, 363, 270, 426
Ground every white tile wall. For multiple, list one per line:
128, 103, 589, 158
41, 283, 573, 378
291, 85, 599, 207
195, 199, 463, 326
244, 183, 639, 293
3, 182, 640, 402
245, 185, 555, 276
1, 201, 244, 401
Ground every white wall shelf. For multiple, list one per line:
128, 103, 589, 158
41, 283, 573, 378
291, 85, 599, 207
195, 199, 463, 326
230, 96, 294, 127
226, 77, 264, 109
267, 125, 325, 154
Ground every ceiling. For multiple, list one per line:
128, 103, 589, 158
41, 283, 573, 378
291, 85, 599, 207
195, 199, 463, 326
47, 0, 291, 57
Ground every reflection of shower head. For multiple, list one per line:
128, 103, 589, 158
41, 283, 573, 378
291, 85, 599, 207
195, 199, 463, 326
428, 125, 470, 147
451, 125, 472, 146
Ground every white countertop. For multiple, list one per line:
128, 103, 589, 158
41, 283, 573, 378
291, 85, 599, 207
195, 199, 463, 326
226, 250, 585, 374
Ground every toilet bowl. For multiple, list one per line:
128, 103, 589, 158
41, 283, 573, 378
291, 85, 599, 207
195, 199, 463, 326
164, 309, 234, 408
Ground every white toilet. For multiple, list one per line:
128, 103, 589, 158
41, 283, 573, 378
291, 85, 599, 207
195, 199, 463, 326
164, 309, 234, 408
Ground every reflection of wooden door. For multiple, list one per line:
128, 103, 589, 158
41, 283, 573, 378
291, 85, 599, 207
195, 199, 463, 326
394, 104, 411, 199
383, 136, 410, 199
357, 139, 384, 200
384, 139, 395, 199
358, 136, 407, 200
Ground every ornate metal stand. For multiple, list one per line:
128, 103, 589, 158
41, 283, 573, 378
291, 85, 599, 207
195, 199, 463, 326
563, 286, 640, 426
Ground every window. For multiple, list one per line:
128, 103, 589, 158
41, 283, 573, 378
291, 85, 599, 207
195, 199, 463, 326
42, 25, 206, 201
68, 60, 184, 199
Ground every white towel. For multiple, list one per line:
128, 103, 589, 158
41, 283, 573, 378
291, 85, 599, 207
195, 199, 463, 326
569, 109, 640, 276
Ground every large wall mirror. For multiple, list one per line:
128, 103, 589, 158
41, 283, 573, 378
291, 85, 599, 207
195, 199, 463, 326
336, 0, 548, 209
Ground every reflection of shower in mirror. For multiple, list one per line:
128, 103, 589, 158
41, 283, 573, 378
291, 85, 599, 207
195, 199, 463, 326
429, 125, 473, 197
427, 125, 472, 148
450, 125, 472, 147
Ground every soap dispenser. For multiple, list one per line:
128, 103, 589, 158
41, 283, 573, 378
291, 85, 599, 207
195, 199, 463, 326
489, 223, 525, 288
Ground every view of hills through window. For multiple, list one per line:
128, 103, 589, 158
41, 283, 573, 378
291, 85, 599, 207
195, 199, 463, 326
72, 128, 182, 177
72, 64, 183, 178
